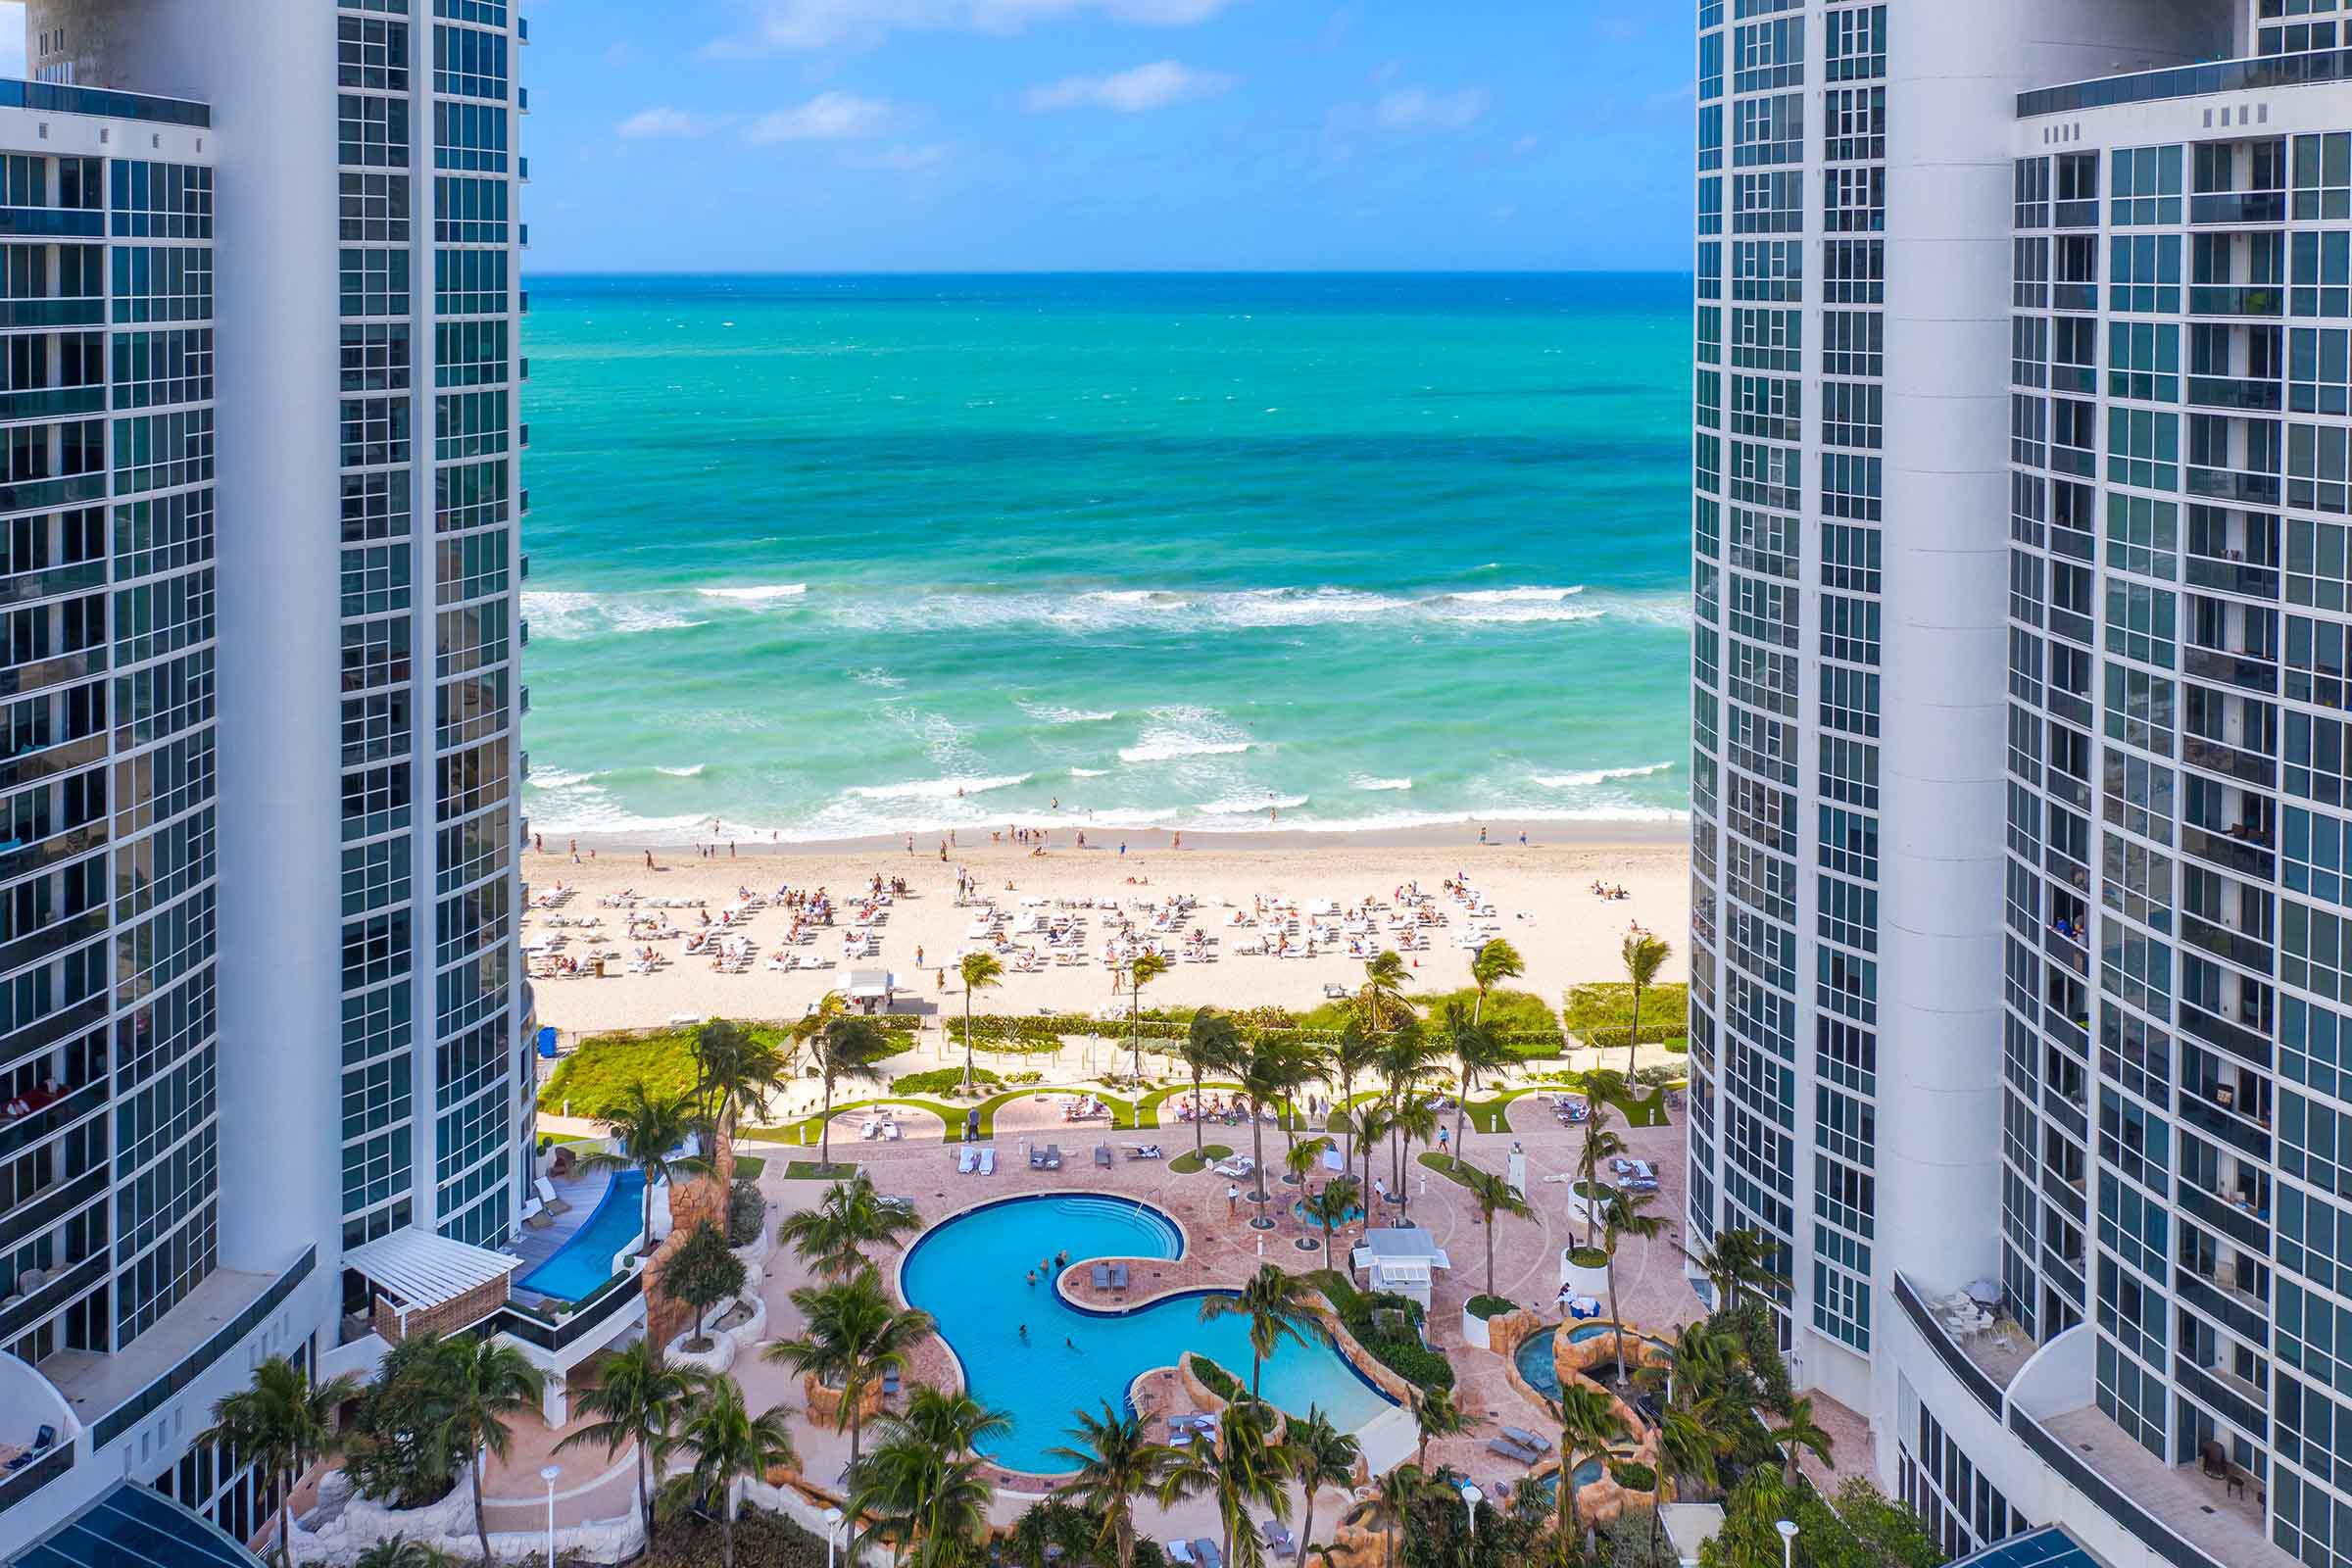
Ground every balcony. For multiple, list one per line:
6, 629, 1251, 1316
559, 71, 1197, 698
2020, 43, 2352, 120
2181, 644, 2277, 695
0, 559, 105, 610
0, 1074, 105, 1162
2183, 556, 2280, 600
0, 298, 101, 330
2180, 822, 2276, 880
0, 994, 110, 1077
0, 472, 102, 517
2180, 912, 2274, 978
2187, 375, 2284, 414
2189, 284, 2283, 318
2180, 1181, 2270, 1250
2180, 733, 2277, 789
2011, 1403, 2287, 1568
2191, 190, 2287, 225
0, 1249, 107, 1346
2186, 466, 2283, 508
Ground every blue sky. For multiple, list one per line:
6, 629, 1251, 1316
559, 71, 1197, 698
522, 0, 1695, 272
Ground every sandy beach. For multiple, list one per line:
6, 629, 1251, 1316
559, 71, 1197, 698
521, 825, 1689, 1041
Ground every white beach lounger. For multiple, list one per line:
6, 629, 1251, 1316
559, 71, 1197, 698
957, 1146, 978, 1175
979, 1148, 996, 1176
533, 1177, 570, 1215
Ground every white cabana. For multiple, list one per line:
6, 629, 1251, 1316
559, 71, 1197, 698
1350, 1226, 1451, 1310
344, 1227, 518, 1333
846, 968, 898, 1007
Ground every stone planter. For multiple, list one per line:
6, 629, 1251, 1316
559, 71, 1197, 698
1459, 1307, 1493, 1350
666, 1325, 737, 1374
1559, 1249, 1612, 1307
1564, 1180, 1618, 1229
803, 1370, 885, 1427
719, 1291, 768, 1349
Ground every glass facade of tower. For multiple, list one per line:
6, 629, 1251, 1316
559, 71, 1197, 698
0, 111, 219, 1373
335, 0, 526, 1254
1688, 0, 1890, 1356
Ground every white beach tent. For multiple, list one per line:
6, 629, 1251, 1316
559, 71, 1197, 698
1350, 1226, 1451, 1310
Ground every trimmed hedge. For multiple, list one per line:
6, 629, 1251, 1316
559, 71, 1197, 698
1189, 1353, 1244, 1403
1610, 1461, 1658, 1493
725, 1178, 764, 1247
1563, 983, 1690, 1049
891, 1065, 1002, 1096
1465, 1295, 1516, 1320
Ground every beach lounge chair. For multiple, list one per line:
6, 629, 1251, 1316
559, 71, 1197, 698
1166, 1543, 1196, 1565
533, 1177, 571, 1215
1095, 1144, 1114, 1168
1092, 1263, 1112, 1290
979, 1149, 996, 1176
1108, 1263, 1130, 1290
1261, 1522, 1298, 1559
1030, 1148, 1049, 1170
1486, 1437, 1543, 1466
957, 1146, 977, 1175
1500, 1426, 1553, 1454
521, 1197, 549, 1229
1195, 1540, 1225, 1568
882, 1368, 901, 1396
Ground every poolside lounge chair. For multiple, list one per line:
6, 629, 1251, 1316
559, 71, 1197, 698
1108, 1262, 1130, 1290
882, 1368, 901, 1396
1039, 1144, 1063, 1170
979, 1149, 996, 1176
1195, 1540, 1225, 1568
1092, 1263, 1113, 1290
1500, 1426, 1552, 1454
533, 1177, 571, 1215
957, 1145, 978, 1175
1095, 1144, 1114, 1168
1127, 1144, 1163, 1159
1486, 1437, 1544, 1466
1261, 1522, 1298, 1559
521, 1197, 551, 1229
1166, 1543, 1196, 1565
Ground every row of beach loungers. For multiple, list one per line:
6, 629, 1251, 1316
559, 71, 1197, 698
1486, 1424, 1556, 1466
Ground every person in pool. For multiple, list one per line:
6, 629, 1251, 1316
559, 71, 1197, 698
1018, 1324, 1028, 1344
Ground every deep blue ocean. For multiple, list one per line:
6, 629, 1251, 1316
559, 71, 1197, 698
517, 272, 1691, 841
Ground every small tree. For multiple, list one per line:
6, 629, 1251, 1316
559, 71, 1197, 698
810, 1014, 893, 1171
1180, 1008, 1242, 1158
579, 1081, 710, 1257
1197, 1263, 1319, 1399
1601, 1187, 1666, 1384
199, 1355, 361, 1568
1619, 932, 1674, 1081
1461, 1163, 1535, 1298
665, 1220, 748, 1350
1304, 1175, 1362, 1277
1125, 951, 1172, 1080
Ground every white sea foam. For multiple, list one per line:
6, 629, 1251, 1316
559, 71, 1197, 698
1019, 702, 1119, 724
1533, 761, 1677, 788
696, 583, 808, 603
812, 582, 1670, 635
851, 667, 907, 689
1118, 739, 1251, 763
528, 767, 600, 790
846, 773, 1032, 800
1069, 767, 1111, 777
1353, 776, 1414, 792
655, 763, 707, 777
1197, 794, 1308, 814
523, 590, 707, 639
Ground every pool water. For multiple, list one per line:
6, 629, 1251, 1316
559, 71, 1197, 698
1527, 1459, 1606, 1504
900, 1193, 1397, 1474
518, 1170, 646, 1300
1514, 1326, 1560, 1399
1292, 1199, 1367, 1230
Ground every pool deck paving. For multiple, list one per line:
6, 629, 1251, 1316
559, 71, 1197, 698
484, 1086, 1829, 1548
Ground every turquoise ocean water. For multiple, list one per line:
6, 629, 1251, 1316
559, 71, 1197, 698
519, 273, 1692, 842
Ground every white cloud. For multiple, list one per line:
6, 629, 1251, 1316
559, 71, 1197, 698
744, 91, 900, 141
1025, 60, 1235, 114
1375, 86, 1488, 131
616, 107, 722, 139
710, 0, 1233, 55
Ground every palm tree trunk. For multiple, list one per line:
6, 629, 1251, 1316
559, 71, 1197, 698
1626, 983, 1642, 1085
1485, 1218, 1496, 1298
472, 1452, 494, 1568
1191, 1066, 1204, 1156
1130, 989, 1141, 1081
963, 995, 974, 1090
1320, 1218, 1333, 1276
1609, 1252, 1627, 1386
642, 1174, 656, 1257
1338, 1071, 1353, 1163
638, 1442, 652, 1541
277, 1476, 296, 1568
1298, 1494, 1316, 1565
1250, 1105, 1269, 1223
721, 1494, 736, 1568
1452, 1076, 1468, 1164
1114, 1513, 1136, 1568
820, 1079, 835, 1168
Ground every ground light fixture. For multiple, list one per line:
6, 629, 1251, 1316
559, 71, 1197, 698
1777, 1517, 1799, 1568
1459, 1481, 1483, 1539
825, 1505, 846, 1568
540, 1464, 563, 1568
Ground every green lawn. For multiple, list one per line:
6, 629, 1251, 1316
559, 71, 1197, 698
1168, 1144, 1234, 1175
782, 1160, 857, 1180
731, 1154, 766, 1180
1416, 1152, 1478, 1188
745, 1083, 1145, 1145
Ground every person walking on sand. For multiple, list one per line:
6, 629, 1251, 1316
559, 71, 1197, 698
645, 851, 654, 870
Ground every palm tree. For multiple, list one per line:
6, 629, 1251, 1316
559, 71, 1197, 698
1285, 1133, 1334, 1192
1460, 1164, 1535, 1299
657, 1373, 798, 1568
1264, 1042, 1326, 1185
1356, 950, 1414, 1035
1328, 1016, 1381, 1166
1549, 1382, 1629, 1545
1364, 1463, 1420, 1568
1352, 1099, 1394, 1208
1769, 1395, 1836, 1484
579, 1081, 710, 1257
1374, 1020, 1442, 1191
425, 1334, 546, 1568
1443, 1002, 1510, 1157
1046, 1402, 1172, 1568
1124, 950, 1173, 1080
1468, 937, 1525, 1026
689, 1019, 790, 1147
556, 1338, 705, 1542
1685, 1225, 1790, 1315
764, 1270, 932, 1468
1198, 1263, 1322, 1398
1238, 1034, 1312, 1226
1180, 1008, 1242, 1158
1407, 1384, 1472, 1473
1575, 1100, 1627, 1249
1658, 1405, 1725, 1503
1388, 1098, 1438, 1226
846, 1386, 1005, 1566
1157, 1395, 1291, 1568
808, 1013, 894, 1171
1618, 931, 1674, 1081
956, 951, 1003, 1090
1600, 1187, 1666, 1383
1282, 1407, 1360, 1563
1645, 1318, 1745, 1424
1304, 1176, 1361, 1279
776, 1169, 921, 1281
352, 1538, 445, 1568
199, 1355, 361, 1568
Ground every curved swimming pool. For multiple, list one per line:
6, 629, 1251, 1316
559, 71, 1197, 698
900, 1193, 1396, 1474
518, 1170, 646, 1300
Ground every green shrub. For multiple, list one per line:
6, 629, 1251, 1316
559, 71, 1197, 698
1566, 1246, 1609, 1269
725, 1178, 764, 1247
1610, 1461, 1658, 1493
1465, 1294, 1516, 1320
1662, 1037, 1690, 1054
536, 1022, 798, 1120
1189, 1353, 1244, 1403
1562, 982, 1690, 1049
1311, 1271, 1454, 1393
891, 1065, 1000, 1096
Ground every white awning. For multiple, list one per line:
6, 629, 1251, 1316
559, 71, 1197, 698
1371, 1259, 1432, 1286
345, 1228, 518, 1310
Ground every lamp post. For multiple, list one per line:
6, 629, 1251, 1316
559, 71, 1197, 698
1459, 1481, 1483, 1541
539, 1463, 563, 1568
1777, 1517, 1799, 1568
824, 1505, 845, 1568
